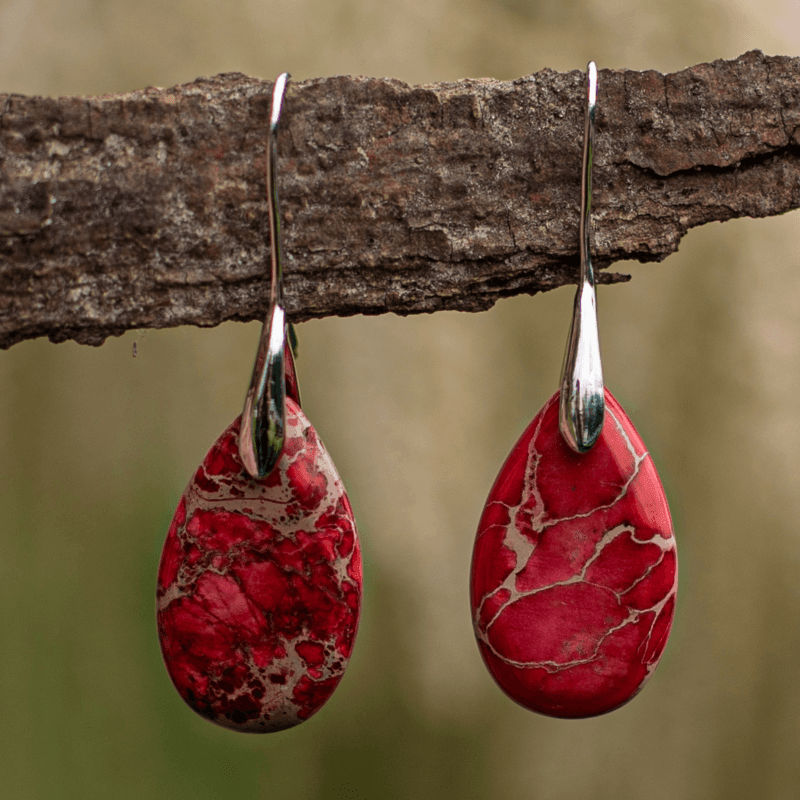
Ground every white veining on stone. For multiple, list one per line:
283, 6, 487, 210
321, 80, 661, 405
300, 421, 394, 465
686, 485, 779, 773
158, 401, 360, 729
474, 394, 676, 681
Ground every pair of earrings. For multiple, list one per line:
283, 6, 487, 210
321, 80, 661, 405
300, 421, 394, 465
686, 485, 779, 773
156, 65, 676, 731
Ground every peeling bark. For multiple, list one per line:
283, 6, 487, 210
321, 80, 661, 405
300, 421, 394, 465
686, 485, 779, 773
1, 50, 799, 349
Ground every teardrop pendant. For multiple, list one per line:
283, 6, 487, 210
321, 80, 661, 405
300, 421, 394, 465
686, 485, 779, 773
470, 390, 675, 718
157, 401, 361, 732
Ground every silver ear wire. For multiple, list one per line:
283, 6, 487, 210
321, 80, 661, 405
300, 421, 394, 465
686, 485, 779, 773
558, 61, 605, 453
239, 72, 292, 478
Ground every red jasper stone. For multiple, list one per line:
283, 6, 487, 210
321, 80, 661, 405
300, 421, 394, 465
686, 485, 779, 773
471, 389, 676, 718
157, 399, 361, 732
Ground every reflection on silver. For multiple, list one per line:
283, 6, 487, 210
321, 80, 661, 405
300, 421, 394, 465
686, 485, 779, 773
558, 61, 605, 454
239, 72, 292, 478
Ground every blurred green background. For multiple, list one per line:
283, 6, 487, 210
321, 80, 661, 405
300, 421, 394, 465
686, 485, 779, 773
2, 1, 800, 798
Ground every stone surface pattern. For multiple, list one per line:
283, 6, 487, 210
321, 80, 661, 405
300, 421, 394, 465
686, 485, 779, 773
471, 390, 676, 718
157, 400, 361, 732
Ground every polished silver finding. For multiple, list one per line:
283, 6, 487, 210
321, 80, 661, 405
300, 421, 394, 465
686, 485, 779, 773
239, 72, 292, 478
558, 61, 605, 454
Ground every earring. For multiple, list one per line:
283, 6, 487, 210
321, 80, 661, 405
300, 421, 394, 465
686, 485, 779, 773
470, 63, 676, 719
156, 74, 362, 733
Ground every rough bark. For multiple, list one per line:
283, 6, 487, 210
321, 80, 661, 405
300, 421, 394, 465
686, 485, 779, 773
1, 49, 799, 349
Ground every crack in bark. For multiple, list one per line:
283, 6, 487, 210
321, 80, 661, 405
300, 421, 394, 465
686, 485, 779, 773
626, 142, 800, 179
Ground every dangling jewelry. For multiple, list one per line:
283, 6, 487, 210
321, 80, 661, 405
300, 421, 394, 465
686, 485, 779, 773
470, 63, 676, 719
156, 74, 362, 733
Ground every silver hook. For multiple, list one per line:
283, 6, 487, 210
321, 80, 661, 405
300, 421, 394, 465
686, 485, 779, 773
558, 61, 605, 453
239, 72, 292, 478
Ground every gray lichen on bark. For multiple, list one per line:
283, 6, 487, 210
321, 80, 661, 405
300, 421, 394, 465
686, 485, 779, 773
1, 50, 799, 349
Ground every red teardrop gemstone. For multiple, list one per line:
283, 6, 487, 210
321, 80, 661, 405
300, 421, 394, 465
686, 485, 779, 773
157, 399, 361, 732
471, 389, 676, 718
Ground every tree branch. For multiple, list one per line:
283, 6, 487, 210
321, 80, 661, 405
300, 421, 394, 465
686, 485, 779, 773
1, 50, 799, 349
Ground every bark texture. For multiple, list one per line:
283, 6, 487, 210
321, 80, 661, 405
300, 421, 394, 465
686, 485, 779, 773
1, 50, 799, 349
